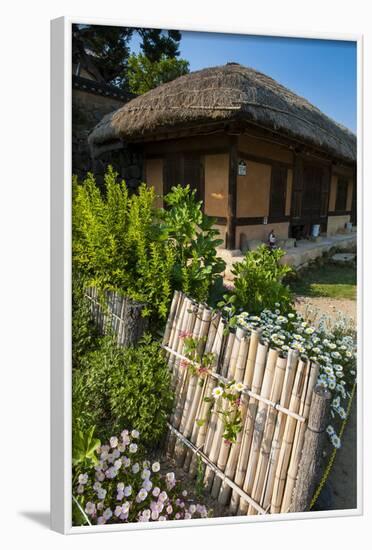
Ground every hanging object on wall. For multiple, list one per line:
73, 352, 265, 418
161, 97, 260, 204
238, 160, 247, 176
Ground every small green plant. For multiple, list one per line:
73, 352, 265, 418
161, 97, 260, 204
220, 245, 294, 317
179, 331, 215, 376
204, 381, 244, 445
195, 456, 205, 498
162, 185, 225, 303
72, 425, 101, 477
72, 272, 100, 369
179, 333, 244, 445
72, 335, 173, 448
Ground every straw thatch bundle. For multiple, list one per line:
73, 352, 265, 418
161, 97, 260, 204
89, 63, 356, 163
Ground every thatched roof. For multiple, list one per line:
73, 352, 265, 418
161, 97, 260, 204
89, 63, 356, 163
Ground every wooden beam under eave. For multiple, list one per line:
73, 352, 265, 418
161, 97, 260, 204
226, 136, 238, 249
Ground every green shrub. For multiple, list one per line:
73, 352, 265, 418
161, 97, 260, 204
161, 185, 225, 303
220, 245, 294, 316
72, 272, 100, 369
72, 167, 225, 323
72, 167, 175, 321
72, 335, 173, 448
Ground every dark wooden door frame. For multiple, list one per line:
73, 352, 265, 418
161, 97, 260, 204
290, 154, 331, 236
227, 136, 238, 249
269, 163, 288, 219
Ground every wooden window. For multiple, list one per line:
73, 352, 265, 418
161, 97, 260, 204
270, 164, 287, 218
164, 153, 203, 200
302, 164, 322, 218
335, 177, 348, 211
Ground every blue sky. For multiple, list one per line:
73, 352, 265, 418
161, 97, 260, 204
131, 31, 357, 132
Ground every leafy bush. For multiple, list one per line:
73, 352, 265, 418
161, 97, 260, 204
220, 245, 294, 316
72, 272, 100, 369
72, 429, 209, 526
161, 185, 225, 303
72, 167, 225, 322
72, 335, 173, 448
72, 167, 175, 321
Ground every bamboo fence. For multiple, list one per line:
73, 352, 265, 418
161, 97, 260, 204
85, 287, 147, 347
163, 291, 330, 515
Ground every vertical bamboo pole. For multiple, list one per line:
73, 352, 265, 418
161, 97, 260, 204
291, 386, 331, 512
219, 328, 260, 504
236, 348, 279, 510
247, 355, 288, 515
166, 297, 195, 456
163, 291, 181, 347
280, 361, 319, 512
181, 307, 213, 439
168, 295, 188, 377
203, 329, 242, 490
230, 328, 250, 382
173, 304, 207, 464
171, 301, 199, 427
188, 315, 225, 477
220, 330, 236, 378
270, 359, 307, 513
183, 314, 224, 473
230, 341, 268, 514
258, 349, 299, 512
211, 329, 251, 498
166, 292, 185, 356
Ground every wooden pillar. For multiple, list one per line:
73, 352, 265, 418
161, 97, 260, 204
291, 385, 331, 512
226, 136, 238, 249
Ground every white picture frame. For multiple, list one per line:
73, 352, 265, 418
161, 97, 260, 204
51, 16, 363, 534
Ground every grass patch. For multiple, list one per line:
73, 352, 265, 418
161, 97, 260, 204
290, 263, 356, 300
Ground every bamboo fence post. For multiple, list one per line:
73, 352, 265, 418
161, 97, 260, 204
230, 341, 268, 514
203, 329, 242, 490
247, 355, 288, 515
117, 294, 125, 344
181, 308, 213, 439
168, 295, 189, 377
203, 395, 229, 492
258, 349, 299, 513
163, 291, 182, 347
270, 359, 307, 513
220, 328, 260, 506
166, 297, 196, 455
236, 348, 279, 510
166, 292, 185, 361
280, 361, 319, 512
183, 309, 219, 472
171, 301, 199, 426
212, 331, 251, 500
203, 334, 240, 462
188, 315, 225, 477
170, 297, 195, 391
231, 329, 250, 382
291, 385, 331, 512
220, 330, 236, 378
173, 304, 208, 465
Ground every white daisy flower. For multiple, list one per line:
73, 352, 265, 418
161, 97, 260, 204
212, 386, 224, 399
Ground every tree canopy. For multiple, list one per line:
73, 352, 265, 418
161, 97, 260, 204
127, 53, 189, 95
72, 25, 189, 92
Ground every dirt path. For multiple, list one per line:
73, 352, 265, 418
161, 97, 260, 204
295, 295, 356, 327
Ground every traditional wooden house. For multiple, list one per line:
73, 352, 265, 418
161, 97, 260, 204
89, 63, 356, 250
